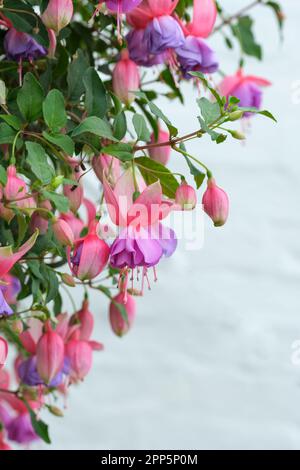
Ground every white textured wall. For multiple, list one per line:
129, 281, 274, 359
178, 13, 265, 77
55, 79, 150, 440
42, 0, 300, 450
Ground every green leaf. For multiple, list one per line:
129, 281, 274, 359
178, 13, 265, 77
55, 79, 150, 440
72, 116, 117, 141
26, 142, 54, 184
238, 107, 277, 122
0, 165, 7, 185
232, 16, 262, 60
43, 131, 75, 155
265, 1, 284, 33
83, 67, 107, 118
17, 73, 44, 122
43, 89, 67, 131
101, 143, 133, 162
135, 91, 178, 137
0, 123, 16, 144
67, 50, 89, 103
197, 97, 221, 124
134, 156, 179, 199
0, 114, 22, 130
43, 191, 69, 213
133, 114, 151, 142
113, 112, 127, 141
183, 155, 205, 189
23, 400, 51, 444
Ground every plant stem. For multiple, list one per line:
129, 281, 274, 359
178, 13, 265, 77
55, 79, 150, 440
214, 0, 264, 33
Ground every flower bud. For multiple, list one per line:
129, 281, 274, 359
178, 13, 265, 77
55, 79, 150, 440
41, 0, 73, 34
109, 292, 136, 337
175, 182, 197, 210
0, 337, 8, 370
75, 300, 94, 341
36, 328, 65, 384
149, 129, 171, 166
29, 200, 52, 235
67, 222, 110, 281
112, 49, 140, 105
11, 320, 23, 335
229, 129, 246, 140
228, 110, 244, 121
92, 154, 120, 185
52, 218, 74, 247
202, 178, 229, 227
65, 340, 92, 381
61, 273, 76, 287
63, 178, 83, 213
48, 405, 64, 417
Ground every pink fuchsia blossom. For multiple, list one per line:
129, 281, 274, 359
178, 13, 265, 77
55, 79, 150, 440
103, 168, 172, 228
0, 230, 39, 280
36, 324, 65, 385
149, 129, 171, 166
60, 212, 84, 240
219, 69, 271, 113
112, 49, 140, 105
0, 337, 8, 370
109, 292, 136, 337
63, 173, 84, 213
65, 339, 93, 382
41, 0, 74, 34
202, 177, 229, 227
29, 200, 52, 235
127, 0, 179, 29
175, 182, 197, 210
52, 217, 75, 247
0, 165, 36, 222
183, 0, 217, 38
72, 300, 94, 341
67, 221, 110, 281
92, 154, 121, 185
6, 412, 38, 445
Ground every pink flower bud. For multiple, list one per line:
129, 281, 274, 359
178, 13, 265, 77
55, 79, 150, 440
63, 176, 83, 213
92, 154, 121, 185
65, 340, 92, 381
109, 292, 136, 337
112, 49, 140, 105
36, 327, 65, 384
29, 200, 52, 235
175, 182, 197, 210
67, 222, 110, 281
41, 0, 73, 34
1, 165, 36, 222
149, 129, 171, 166
202, 178, 229, 227
75, 300, 94, 341
60, 212, 84, 240
0, 337, 8, 370
52, 218, 74, 247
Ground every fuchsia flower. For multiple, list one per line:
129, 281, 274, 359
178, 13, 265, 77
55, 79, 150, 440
36, 323, 65, 385
65, 339, 93, 382
183, 0, 217, 38
219, 69, 271, 114
202, 177, 229, 227
0, 274, 21, 305
109, 292, 136, 337
149, 129, 171, 166
41, 0, 74, 34
4, 28, 47, 62
0, 165, 36, 222
0, 337, 8, 370
127, 0, 179, 29
112, 49, 140, 105
67, 221, 110, 281
175, 182, 197, 210
0, 230, 39, 280
92, 154, 121, 185
144, 15, 185, 55
63, 173, 84, 213
30, 200, 52, 235
52, 217, 75, 247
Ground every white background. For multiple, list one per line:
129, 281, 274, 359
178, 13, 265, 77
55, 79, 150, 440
41, 0, 300, 450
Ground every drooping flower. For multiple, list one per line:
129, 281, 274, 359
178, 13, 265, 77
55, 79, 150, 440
144, 15, 185, 55
126, 28, 167, 66
112, 49, 140, 105
219, 69, 271, 114
109, 291, 136, 337
36, 325, 65, 385
202, 177, 229, 227
52, 217, 75, 247
65, 339, 93, 382
0, 290, 13, 317
6, 413, 38, 445
41, 0, 74, 34
176, 36, 218, 77
0, 230, 39, 280
127, 0, 179, 29
4, 28, 47, 62
92, 154, 121, 185
67, 221, 110, 281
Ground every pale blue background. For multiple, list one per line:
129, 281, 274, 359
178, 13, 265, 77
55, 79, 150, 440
42, 0, 300, 450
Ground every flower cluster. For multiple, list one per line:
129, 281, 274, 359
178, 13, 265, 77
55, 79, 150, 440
0, 0, 282, 448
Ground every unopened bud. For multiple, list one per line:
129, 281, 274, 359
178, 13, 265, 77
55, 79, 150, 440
61, 273, 76, 287
228, 110, 244, 121
48, 405, 64, 417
